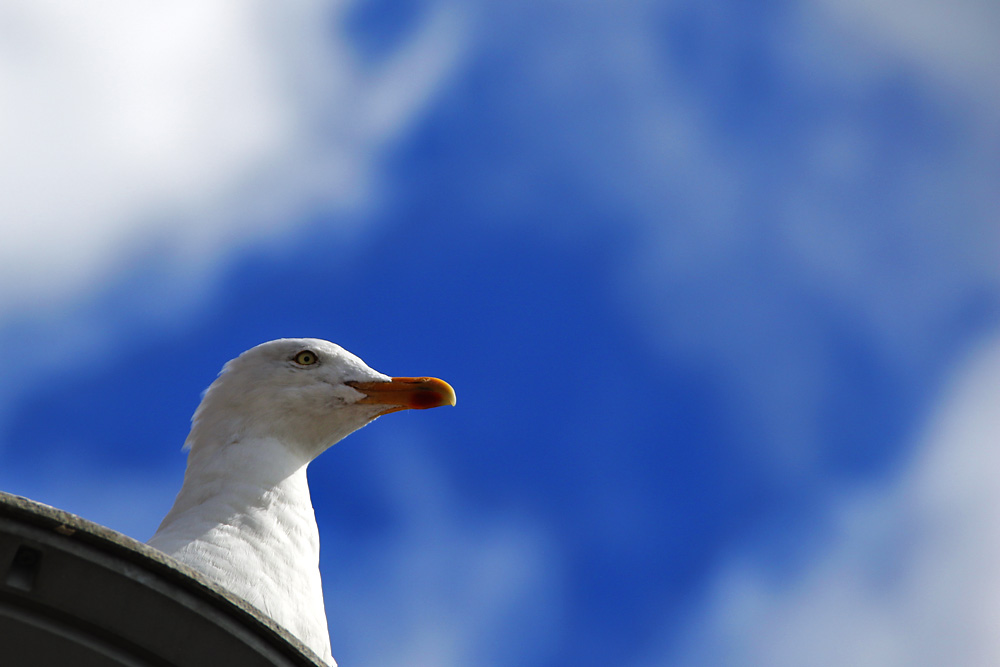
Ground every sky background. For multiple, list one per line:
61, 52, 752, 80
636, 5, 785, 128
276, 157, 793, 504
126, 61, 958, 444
1, 1, 999, 665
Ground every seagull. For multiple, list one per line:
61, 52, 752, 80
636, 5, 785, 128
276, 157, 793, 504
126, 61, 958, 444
147, 338, 456, 666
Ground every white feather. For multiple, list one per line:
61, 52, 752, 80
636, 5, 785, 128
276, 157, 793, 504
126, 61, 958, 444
149, 338, 399, 666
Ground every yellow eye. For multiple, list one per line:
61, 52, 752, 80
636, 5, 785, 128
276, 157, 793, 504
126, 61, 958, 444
294, 350, 318, 366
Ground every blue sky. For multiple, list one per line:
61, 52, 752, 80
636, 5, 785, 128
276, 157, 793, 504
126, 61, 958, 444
1, 1, 999, 665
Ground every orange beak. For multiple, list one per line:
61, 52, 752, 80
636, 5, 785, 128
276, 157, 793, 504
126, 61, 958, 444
346, 377, 457, 415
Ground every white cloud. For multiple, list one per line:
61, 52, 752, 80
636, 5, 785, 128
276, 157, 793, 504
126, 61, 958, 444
0, 0, 463, 435
654, 333, 1000, 667
0, 0, 461, 311
463, 1, 999, 402
598, 0, 1000, 468
806, 0, 1000, 109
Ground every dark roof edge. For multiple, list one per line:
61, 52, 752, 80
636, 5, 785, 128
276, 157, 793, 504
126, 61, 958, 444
0, 490, 326, 666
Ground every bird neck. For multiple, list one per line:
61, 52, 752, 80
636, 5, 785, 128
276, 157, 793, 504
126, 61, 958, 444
149, 434, 334, 663
154, 431, 316, 540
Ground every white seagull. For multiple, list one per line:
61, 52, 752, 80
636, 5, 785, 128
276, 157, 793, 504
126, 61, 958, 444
148, 338, 456, 665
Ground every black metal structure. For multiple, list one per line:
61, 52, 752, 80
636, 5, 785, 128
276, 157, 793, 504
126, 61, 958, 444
0, 491, 326, 666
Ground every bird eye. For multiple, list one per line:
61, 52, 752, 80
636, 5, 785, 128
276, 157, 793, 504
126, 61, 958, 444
294, 350, 318, 366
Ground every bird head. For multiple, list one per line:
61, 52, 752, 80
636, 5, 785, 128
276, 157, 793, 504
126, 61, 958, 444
186, 338, 455, 461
